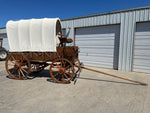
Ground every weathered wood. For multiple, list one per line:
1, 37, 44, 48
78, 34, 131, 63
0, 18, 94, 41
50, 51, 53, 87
21, 46, 79, 63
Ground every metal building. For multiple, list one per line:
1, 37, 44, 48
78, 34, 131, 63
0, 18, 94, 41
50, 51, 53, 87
61, 6, 150, 73
0, 6, 150, 73
0, 27, 9, 50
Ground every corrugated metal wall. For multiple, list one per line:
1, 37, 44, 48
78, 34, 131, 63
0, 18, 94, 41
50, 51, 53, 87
61, 7, 150, 72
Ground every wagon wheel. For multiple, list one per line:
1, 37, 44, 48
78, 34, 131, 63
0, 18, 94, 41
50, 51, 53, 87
50, 58, 74, 83
5, 53, 31, 80
74, 58, 81, 75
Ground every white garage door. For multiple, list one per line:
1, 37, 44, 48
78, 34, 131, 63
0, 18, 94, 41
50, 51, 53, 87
133, 22, 150, 73
75, 25, 120, 69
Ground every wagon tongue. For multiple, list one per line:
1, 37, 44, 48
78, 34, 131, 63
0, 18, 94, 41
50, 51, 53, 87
81, 66, 147, 86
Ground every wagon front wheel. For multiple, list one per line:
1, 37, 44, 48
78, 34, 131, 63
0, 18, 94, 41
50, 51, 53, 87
5, 53, 31, 80
50, 58, 74, 83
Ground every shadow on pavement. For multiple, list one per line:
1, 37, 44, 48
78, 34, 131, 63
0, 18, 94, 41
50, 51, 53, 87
6, 70, 71, 84
78, 77, 141, 85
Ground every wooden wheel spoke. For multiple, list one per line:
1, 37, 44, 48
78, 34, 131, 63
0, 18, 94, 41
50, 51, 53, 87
8, 63, 15, 66
55, 62, 60, 68
21, 65, 28, 68
62, 74, 65, 81
21, 67, 28, 74
10, 68, 16, 74
65, 72, 72, 77
64, 73, 69, 79
65, 64, 71, 70
20, 69, 25, 77
54, 73, 59, 77
61, 60, 66, 67
18, 70, 21, 79
8, 60, 15, 65
66, 67, 73, 72
14, 68, 18, 76
11, 55, 16, 61
75, 64, 79, 67
57, 74, 61, 80
8, 67, 15, 71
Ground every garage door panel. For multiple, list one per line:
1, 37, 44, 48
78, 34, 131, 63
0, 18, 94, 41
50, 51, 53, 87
134, 39, 150, 46
133, 65, 150, 70
133, 22, 150, 73
82, 60, 113, 68
134, 56, 150, 60
133, 68, 150, 73
80, 48, 114, 54
79, 53, 113, 58
85, 53, 113, 57
79, 55, 113, 63
76, 25, 120, 34
76, 37, 114, 41
135, 35, 150, 39
134, 46, 150, 49
134, 50, 150, 56
76, 34, 115, 38
76, 40, 114, 46
76, 25, 120, 69
79, 45, 114, 49
134, 59, 150, 66
135, 32, 150, 36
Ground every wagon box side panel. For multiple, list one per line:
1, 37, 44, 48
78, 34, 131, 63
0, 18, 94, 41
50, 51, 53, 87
57, 46, 79, 61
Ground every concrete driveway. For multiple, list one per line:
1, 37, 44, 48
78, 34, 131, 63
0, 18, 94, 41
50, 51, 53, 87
0, 61, 150, 113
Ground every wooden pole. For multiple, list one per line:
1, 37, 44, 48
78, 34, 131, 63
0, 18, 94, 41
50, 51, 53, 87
81, 66, 147, 86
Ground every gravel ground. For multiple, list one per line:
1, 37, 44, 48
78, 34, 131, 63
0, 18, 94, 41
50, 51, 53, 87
0, 61, 150, 113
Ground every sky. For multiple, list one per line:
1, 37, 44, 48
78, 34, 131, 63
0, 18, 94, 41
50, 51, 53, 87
0, 0, 150, 27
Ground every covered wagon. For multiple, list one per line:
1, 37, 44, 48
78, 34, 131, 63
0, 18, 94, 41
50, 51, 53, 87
5, 18, 81, 83
5, 18, 147, 85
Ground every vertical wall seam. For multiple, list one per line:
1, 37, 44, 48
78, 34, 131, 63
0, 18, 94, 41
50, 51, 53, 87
119, 13, 125, 70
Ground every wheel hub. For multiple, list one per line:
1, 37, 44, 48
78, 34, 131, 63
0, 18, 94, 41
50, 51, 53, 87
59, 68, 66, 74
14, 62, 21, 68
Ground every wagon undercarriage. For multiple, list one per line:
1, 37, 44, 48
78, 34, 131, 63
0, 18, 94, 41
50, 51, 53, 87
6, 47, 81, 83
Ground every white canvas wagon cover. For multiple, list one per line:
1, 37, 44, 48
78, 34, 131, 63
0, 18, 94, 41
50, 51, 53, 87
6, 18, 62, 52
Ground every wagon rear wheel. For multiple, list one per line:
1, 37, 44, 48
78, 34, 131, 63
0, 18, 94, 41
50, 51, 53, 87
50, 58, 74, 83
5, 53, 31, 80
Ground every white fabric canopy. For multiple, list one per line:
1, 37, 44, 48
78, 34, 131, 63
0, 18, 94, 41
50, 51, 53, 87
6, 18, 61, 52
